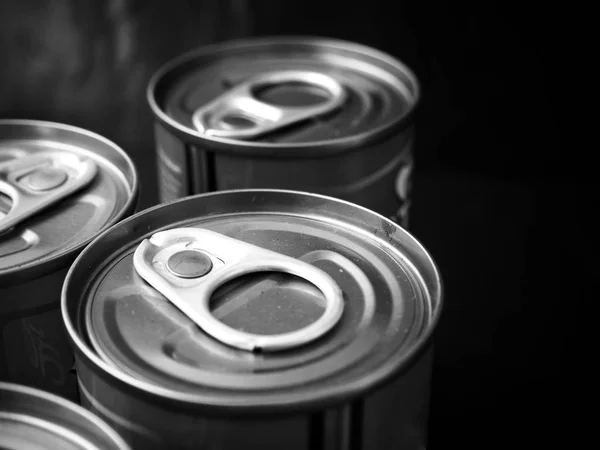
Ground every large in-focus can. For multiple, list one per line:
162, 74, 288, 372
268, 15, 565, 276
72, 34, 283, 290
0, 382, 131, 449
62, 189, 442, 450
148, 37, 419, 228
0, 119, 138, 402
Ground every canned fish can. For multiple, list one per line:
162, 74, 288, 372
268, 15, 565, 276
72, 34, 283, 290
63, 189, 442, 450
148, 37, 419, 228
0, 119, 138, 402
0, 382, 131, 449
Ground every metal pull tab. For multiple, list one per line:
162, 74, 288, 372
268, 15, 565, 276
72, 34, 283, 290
133, 228, 345, 352
0, 152, 97, 234
192, 70, 346, 140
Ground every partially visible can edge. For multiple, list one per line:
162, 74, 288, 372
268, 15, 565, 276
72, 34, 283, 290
0, 119, 139, 286
0, 381, 132, 450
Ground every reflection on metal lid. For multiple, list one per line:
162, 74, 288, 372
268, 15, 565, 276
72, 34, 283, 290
0, 381, 131, 450
0, 120, 136, 275
153, 37, 418, 148
72, 190, 440, 408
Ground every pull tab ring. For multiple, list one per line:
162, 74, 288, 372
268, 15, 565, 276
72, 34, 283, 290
133, 228, 345, 352
191, 70, 346, 140
0, 152, 97, 234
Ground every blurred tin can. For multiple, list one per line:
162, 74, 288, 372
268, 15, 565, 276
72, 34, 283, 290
0, 119, 138, 402
0, 381, 131, 449
62, 189, 442, 450
148, 37, 419, 228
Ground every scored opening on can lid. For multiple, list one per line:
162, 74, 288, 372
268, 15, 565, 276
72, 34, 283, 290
148, 36, 420, 154
0, 120, 138, 282
63, 189, 442, 413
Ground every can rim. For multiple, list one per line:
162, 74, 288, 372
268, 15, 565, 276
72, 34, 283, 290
0, 381, 132, 450
62, 189, 443, 413
147, 36, 420, 156
0, 119, 139, 285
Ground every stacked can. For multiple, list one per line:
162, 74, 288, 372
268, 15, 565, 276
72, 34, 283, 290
148, 37, 419, 228
0, 382, 131, 449
0, 119, 138, 402
62, 189, 442, 450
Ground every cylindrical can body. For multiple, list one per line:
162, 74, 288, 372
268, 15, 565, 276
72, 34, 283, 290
77, 343, 434, 450
0, 119, 138, 402
148, 37, 419, 227
0, 381, 131, 449
63, 190, 442, 449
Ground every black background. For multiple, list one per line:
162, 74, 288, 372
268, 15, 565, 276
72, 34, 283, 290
0, 1, 586, 448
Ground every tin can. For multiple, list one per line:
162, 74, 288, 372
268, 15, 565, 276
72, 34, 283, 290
0, 119, 138, 402
148, 37, 419, 228
0, 381, 131, 449
62, 189, 442, 450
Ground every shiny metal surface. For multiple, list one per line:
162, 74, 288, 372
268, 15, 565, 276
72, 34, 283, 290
0, 120, 138, 402
192, 70, 347, 139
148, 37, 417, 227
166, 249, 213, 278
0, 382, 131, 450
63, 189, 442, 450
153, 37, 416, 147
130, 228, 345, 352
0, 120, 137, 276
0, 152, 97, 234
